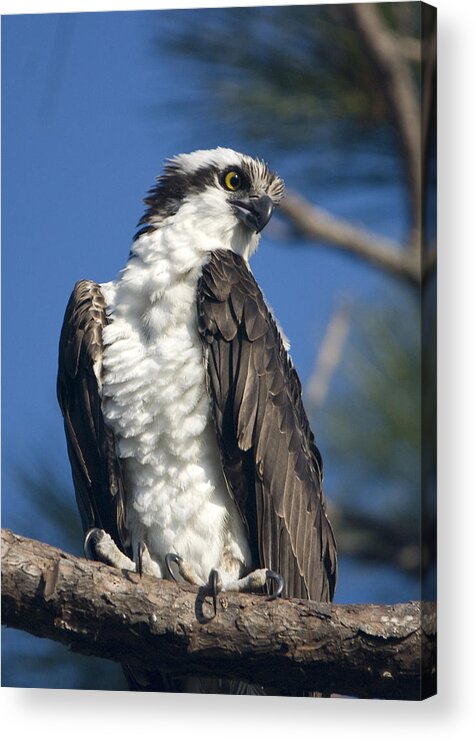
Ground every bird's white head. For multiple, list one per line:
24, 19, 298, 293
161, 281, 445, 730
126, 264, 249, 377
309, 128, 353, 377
135, 147, 285, 260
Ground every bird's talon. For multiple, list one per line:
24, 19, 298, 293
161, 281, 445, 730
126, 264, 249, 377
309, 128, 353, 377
83, 528, 103, 560
208, 569, 221, 616
266, 569, 285, 600
165, 552, 183, 581
137, 541, 146, 578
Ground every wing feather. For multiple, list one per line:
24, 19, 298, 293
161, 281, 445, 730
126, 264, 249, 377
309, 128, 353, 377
197, 250, 337, 602
57, 280, 129, 555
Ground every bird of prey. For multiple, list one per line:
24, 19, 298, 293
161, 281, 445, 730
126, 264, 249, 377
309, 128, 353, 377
57, 147, 337, 693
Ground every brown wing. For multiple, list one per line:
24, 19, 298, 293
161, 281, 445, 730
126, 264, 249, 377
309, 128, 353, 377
57, 280, 129, 555
197, 250, 337, 602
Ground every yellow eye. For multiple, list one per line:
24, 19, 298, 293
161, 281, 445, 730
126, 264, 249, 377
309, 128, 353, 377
224, 170, 242, 191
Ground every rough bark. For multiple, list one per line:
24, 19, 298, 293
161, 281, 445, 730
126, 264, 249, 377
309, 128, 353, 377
1, 529, 436, 699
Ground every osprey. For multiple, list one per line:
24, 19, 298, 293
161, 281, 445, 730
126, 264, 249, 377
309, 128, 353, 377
57, 147, 337, 692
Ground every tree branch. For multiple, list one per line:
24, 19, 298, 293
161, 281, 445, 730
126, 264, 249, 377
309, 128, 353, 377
351, 3, 421, 245
2, 529, 436, 699
422, 28, 437, 169
306, 299, 351, 408
280, 191, 421, 284
396, 35, 423, 62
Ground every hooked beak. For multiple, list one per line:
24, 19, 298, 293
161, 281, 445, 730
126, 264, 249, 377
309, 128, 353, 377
230, 194, 275, 234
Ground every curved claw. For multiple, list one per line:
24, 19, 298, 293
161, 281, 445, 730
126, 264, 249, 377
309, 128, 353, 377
165, 552, 183, 581
83, 528, 103, 560
208, 569, 220, 616
136, 541, 146, 578
266, 569, 285, 600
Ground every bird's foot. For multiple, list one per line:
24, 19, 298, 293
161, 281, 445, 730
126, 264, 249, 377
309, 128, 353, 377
135, 540, 162, 578
164, 555, 224, 615
206, 567, 284, 615
224, 568, 285, 599
83, 528, 136, 571
164, 560, 224, 616
164, 553, 206, 586
84, 529, 160, 578
164, 553, 284, 616
207, 569, 223, 616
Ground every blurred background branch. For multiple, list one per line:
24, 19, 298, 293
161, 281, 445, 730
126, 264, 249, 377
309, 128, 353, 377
307, 298, 351, 409
350, 3, 422, 248
280, 192, 420, 283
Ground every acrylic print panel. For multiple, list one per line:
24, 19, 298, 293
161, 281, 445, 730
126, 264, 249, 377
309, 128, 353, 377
1, 2, 436, 698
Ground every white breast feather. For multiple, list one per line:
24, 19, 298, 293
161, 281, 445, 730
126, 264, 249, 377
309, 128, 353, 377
100, 207, 252, 584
